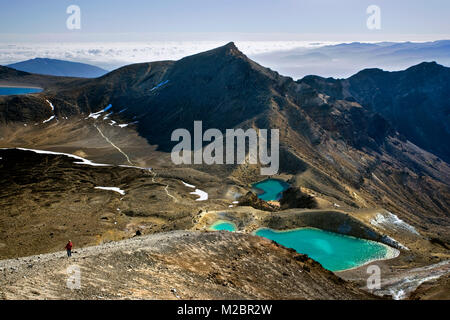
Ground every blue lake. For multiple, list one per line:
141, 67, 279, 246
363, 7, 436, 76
0, 87, 42, 95
252, 179, 290, 201
209, 220, 237, 232
255, 227, 393, 271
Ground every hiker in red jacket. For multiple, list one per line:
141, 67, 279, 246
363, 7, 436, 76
65, 240, 73, 257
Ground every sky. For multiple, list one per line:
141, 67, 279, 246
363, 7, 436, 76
1, 0, 449, 41
0, 0, 449, 70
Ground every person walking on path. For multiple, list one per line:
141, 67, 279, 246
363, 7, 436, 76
65, 240, 73, 257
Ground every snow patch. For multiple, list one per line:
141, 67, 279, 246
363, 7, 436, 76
103, 112, 113, 120
42, 115, 55, 123
45, 99, 55, 111
95, 186, 125, 195
87, 104, 112, 119
190, 189, 208, 201
181, 181, 195, 188
87, 113, 102, 119
180, 181, 207, 200
371, 211, 419, 235
150, 80, 169, 91
0, 148, 110, 167
117, 121, 138, 128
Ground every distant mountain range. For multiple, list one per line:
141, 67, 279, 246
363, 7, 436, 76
251, 40, 450, 79
5, 58, 108, 78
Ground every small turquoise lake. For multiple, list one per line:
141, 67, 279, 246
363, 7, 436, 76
209, 220, 237, 232
256, 228, 394, 271
252, 179, 289, 201
0, 87, 42, 95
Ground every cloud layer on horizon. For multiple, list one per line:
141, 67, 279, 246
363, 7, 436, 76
2, 40, 449, 79
0, 41, 334, 71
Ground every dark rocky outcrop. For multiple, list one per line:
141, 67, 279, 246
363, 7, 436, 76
300, 62, 450, 163
279, 187, 318, 209
238, 191, 278, 212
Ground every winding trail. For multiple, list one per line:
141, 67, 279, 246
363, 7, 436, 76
94, 124, 134, 166
93, 121, 178, 202
164, 185, 178, 202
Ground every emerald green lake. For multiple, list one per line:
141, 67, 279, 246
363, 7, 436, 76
252, 179, 289, 201
0, 87, 42, 95
209, 220, 237, 232
256, 228, 393, 271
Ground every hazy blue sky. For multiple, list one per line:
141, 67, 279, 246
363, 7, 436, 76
0, 0, 449, 41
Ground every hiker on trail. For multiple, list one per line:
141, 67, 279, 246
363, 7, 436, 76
65, 240, 73, 257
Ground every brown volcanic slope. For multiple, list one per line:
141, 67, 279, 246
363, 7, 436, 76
0, 42, 449, 243
0, 148, 232, 259
0, 231, 375, 300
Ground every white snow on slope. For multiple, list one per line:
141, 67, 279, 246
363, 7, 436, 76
87, 104, 113, 119
117, 121, 138, 128
150, 80, 169, 91
371, 211, 419, 235
103, 112, 113, 120
0, 148, 110, 167
42, 99, 57, 123
181, 181, 208, 200
190, 189, 208, 201
45, 99, 55, 111
42, 115, 55, 123
181, 181, 195, 188
94, 186, 126, 195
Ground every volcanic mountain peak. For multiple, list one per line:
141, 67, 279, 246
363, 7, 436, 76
6, 58, 108, 78
211, 41, 241, 55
